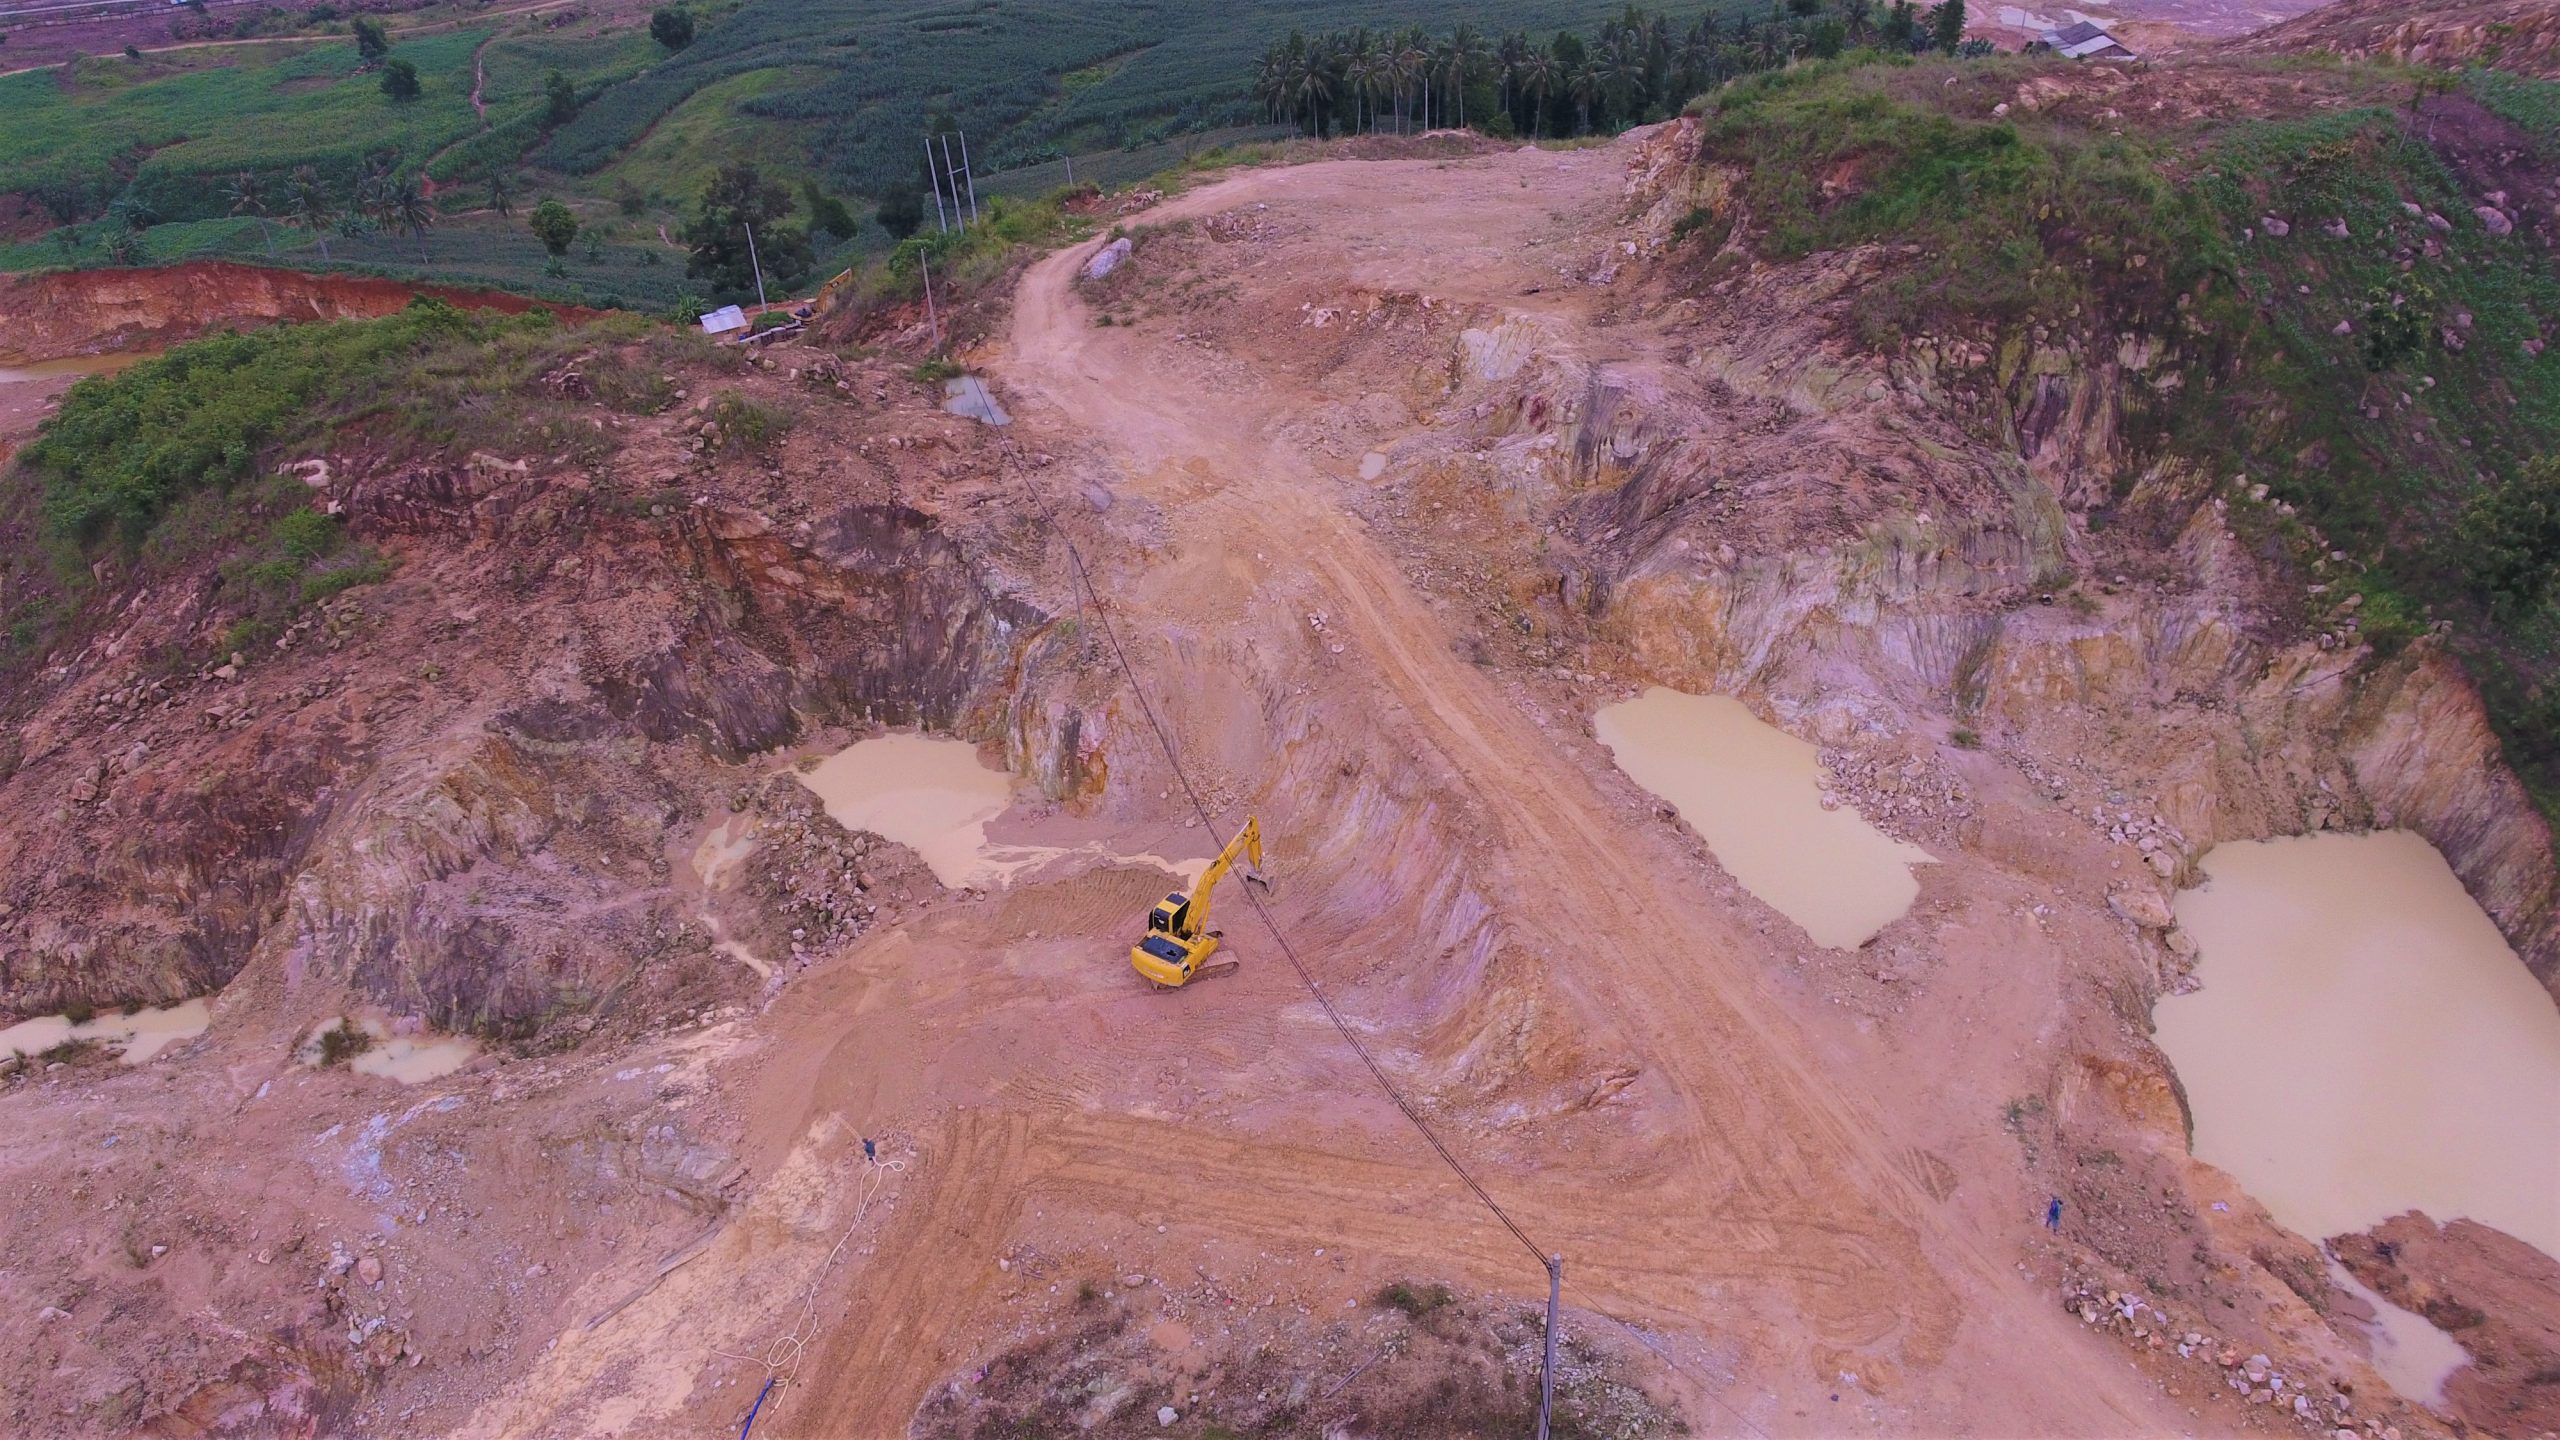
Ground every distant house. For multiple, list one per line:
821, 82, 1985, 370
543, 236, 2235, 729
2042, 20, 2135, 59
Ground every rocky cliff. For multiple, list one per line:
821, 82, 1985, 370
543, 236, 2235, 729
0, 339, 1102, 1034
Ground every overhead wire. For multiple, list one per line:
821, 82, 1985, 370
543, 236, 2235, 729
998, 415, 1549, 1269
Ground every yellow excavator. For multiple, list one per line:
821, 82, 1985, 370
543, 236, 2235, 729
1131, 817, 1268, 988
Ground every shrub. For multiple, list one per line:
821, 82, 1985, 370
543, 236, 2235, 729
2359, 278, 2435, 372
706, 390, 792, 453
315, 1018, 373, 1066
2456, 457, 2560, 613
1377, 1281, 1454, 1316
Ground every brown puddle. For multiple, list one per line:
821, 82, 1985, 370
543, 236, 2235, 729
0, 999, 209, 1065
1595, 688, 1931, 950
2153, 831, 2560, 1265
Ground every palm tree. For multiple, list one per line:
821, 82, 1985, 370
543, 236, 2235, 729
1515, 48, 1556, 139
486, 169, 512, 217
352, 150, 400, 238
1599, 32, 1645, 124
224, 170, 273, 255
1679, 16, 1720, 95
1254, 40, 1291, 124
389, 170, 435, 263
1837, 0, 1876, 43
1393, 34, 1427, 133
1496, 31, 1527, 131
1567, 61, 1602, 135
287, 165, 334, 260
1346, 48, 1384, 134
1751, 20, 1794, 69
1289, 41, 1332, 137
1447, 24, 1484, 130
1341, 28, 1375, 133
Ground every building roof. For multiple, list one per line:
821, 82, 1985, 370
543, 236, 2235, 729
2043, 19, 2135, 57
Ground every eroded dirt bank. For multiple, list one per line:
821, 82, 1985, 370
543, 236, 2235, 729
0, 125, 2552, 1440
0, 262, 599, 365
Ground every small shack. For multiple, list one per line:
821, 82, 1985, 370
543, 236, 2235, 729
2043, 19, 2135, 60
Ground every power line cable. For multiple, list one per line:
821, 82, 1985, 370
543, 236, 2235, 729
995, 413, 1550, 1269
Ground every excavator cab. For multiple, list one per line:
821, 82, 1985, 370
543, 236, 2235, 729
1131, 818, 1266, 988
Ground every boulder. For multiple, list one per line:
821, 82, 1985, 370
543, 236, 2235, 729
1084, 237, 1134, 282
2109, 888, 2174, 929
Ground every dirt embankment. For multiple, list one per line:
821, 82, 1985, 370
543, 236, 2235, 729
2335, 1213, 2560, 1431
0, 261, 600, 365
2235, 0, 2560, 77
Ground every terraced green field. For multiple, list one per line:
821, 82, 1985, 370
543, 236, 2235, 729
541, 0, 1747, 191
0, 25, 654, 223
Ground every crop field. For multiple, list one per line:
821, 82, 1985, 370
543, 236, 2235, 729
0, 24, 654, 223
539, 0, 1749, 191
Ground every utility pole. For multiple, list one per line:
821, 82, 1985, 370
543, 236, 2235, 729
1064, 154, 1074, 188
919, 253, 940, 355
1537, 1255, 1562, 1440
956, 129, 980, 225
743, 221, 767, 309
925, 137, 949, 234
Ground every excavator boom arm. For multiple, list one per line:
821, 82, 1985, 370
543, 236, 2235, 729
1182, 818, 1262, 939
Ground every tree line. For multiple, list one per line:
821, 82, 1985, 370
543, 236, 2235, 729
1252, 0, 1983, 139
219, 157, 439, 265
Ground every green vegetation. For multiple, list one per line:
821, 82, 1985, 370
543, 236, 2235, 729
0, 27, 652, 229
1686, 53, 2560, 816
651, 7, 697, 52
538, 0, 1759, 195
705, 389, 794, 454
314, 1018, 374, 1066
529, 198, 581, 257
4, 301, 695, 669
682, 160, 811, 293
380, 57, 421, 102
1252, 1, 1979, 142
1377, 1280, 1456, 1316
1696, 55, 2219, 342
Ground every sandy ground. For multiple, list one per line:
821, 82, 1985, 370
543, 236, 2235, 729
641, 146, 2199, 1437
1, 130, 2494, 1439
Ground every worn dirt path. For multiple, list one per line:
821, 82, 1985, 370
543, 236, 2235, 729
762, 147, 2200, 1435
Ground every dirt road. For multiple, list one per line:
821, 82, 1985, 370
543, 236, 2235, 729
753, 147, 2197, 1434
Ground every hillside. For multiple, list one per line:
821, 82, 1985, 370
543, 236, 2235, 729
1670, 49, 2560, 824
2235, 0, 2560, 78
2, 4, 2560, 1439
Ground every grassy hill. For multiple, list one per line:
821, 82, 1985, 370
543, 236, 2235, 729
1685, 51, 2560, 811
0, 26, 656, 223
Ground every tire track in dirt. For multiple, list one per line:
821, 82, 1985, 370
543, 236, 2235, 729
982, 148, 2182, 1433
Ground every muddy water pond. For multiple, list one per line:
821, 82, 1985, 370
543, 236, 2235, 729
2154, 830, 2560, 1266
797, 733, 1020, 889
0, 999, 209, 1064
1594, 688, 1932, 950
0, 353, 146, 384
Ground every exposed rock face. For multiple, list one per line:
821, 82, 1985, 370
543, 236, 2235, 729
0, 350, 1102, 1034
1559, 120, 2560, 1003
2333, 1212, 2560, 1434
2237, 0, 2560, 79
0, 263, 592, 365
